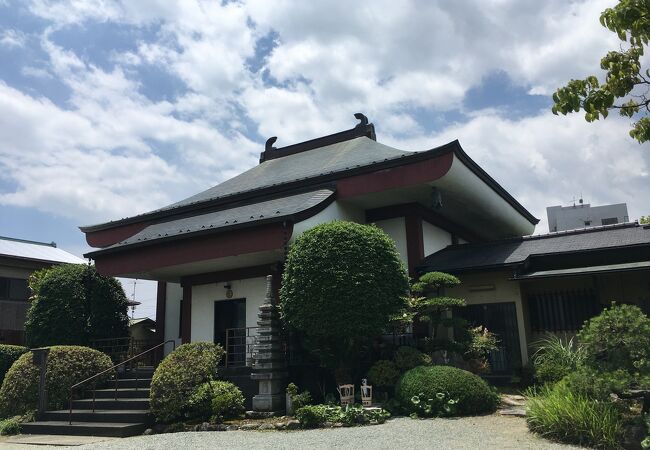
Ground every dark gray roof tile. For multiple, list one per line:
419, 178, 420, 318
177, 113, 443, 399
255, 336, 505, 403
104, 189, 334, 250
420, 223, 650, 272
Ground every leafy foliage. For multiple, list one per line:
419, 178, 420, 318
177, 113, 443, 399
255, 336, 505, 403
25, 264, 129, 347
0, 417, 20, 436
367, 360, 401, 388
526, 382, 624, 449
187, 380, 244, 423
150, 342, 225, 423
408, 391, 458, 418
0, 346, 113, 417
552, 0, 650, 142
281, 221, 408, 369
532, 334, 585, 385
640, 215, 650, 224
577, 303, 650, 393
0, 345, 28, 385
395, 365, 499, 416
295, 404, 390, 428
394, 346, 431, 371
465, 326, 499, 361
286, 382, 312, 411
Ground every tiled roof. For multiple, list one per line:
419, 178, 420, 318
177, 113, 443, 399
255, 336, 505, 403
152, 137, 409, 213
0, 236, 85, 264
99, 188, 335, 251
419, 222, 650, 272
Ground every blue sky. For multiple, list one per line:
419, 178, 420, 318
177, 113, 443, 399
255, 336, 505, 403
1, 0, 649, 318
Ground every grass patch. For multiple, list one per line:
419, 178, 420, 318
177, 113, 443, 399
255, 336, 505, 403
526, 382, 624, 449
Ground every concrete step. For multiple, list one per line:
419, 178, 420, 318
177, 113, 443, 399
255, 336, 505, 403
42, 409, 152, 424
21, 421, 147, 438
110, 378, 152, 389
94, 388, 151, 399
72, 398, 150, 410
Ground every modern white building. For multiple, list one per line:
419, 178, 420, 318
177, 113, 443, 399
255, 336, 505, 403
546, 202, 629, 232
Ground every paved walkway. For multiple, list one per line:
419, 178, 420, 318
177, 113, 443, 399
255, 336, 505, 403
0, 415, 582, 450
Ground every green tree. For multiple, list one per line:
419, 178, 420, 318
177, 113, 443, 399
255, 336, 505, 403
552, 0, 650, 142
280, 221, 409, 380
640, 215, 650, 224
24, 264, 129, 347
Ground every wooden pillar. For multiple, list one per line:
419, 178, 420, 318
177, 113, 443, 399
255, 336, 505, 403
155, 281, 167, 344
181, 285, 192, 344
405, 214, 424, 277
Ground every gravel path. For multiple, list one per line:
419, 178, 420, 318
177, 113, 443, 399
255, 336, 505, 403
0, 415, 582, 450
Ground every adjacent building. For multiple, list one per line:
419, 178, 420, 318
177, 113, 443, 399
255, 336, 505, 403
0, 236, 85, 345
547, 201, 629, 232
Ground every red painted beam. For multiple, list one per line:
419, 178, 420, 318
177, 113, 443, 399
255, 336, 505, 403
93, 223, 292, 277
85, 221, 150, 248
337, 152, 453, 199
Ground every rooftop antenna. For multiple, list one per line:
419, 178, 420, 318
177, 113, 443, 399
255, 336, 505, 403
131, 280, 137, 319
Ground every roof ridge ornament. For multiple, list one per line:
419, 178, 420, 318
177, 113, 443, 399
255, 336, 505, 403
265, 136, 278, 152
258, 113, 376, 163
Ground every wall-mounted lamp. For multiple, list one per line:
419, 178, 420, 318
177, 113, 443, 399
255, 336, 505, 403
224, 282, 233, 299
431, 187, 443, 209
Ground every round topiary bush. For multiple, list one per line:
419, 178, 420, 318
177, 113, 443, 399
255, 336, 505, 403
187, 380, 245, 423
150, 342, 225, 423
0, 346, 113, 417
25, 264, 129, 347
367, 360, 401, 388
0, 345, 28, 384
395, 365, 499, 416
281, 221, 409, 370
394, 346, 431, 371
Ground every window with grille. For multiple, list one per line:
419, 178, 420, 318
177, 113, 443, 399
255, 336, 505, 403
527, 289, 601, 332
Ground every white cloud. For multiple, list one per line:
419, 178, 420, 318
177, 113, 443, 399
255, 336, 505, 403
0, 29, 26, 48
2, 0, 646, 233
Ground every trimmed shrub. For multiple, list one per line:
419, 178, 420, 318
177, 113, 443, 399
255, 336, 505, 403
526, 382, 624, 449
577, 303, 650, 393
25, 265, 129, 347
532, 334, 585, 385
150, 342, 225, 423
0, 417, 20, 436
0, 346, 112, 417
395, 365, 499, 416
394, 346, 431, 371
367, 360, 400, 388
281, 221, 408, 369
0, 345, 28, 384
187, 380, 245, 423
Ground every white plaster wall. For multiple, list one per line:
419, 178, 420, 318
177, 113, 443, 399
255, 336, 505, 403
164, 282, 183, 352
190, 276, 267, 343
374, 217, 408, 268
290, 200, 364, 243
422, 221, 452, 257
448, 271, 529, 363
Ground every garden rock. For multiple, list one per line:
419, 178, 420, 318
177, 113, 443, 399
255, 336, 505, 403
258, 423, 275, 430
285, 420, 300, 430
240, 423, 260, 431
143, 428, 153, 436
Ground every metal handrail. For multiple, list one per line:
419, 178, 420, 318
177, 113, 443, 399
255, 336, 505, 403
68, 339, 176, 425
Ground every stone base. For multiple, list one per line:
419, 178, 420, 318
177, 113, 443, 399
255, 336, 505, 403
252, 393, 285, 412
244, 410, 281, 419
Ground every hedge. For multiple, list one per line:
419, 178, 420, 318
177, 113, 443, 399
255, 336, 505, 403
395, 365, 499, 416
150, 342, 225, 423
0, 345, 28, 385
0, 346, 113, 417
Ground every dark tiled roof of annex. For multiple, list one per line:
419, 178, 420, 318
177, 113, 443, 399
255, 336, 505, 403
419, 222, 650, 273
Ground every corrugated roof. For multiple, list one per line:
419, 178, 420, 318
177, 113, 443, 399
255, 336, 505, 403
100, 188, 335, 251
0, 237, 85, 264
420, 223, 650, 272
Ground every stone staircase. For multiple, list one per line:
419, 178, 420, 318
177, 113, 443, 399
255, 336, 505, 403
21, 367, 154, 438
